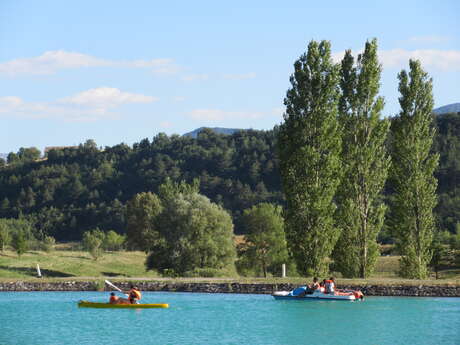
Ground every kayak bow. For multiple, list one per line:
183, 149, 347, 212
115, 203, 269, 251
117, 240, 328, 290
78, 300, 169, 309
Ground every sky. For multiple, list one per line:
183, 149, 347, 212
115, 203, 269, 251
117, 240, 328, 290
1, 0, 459, 154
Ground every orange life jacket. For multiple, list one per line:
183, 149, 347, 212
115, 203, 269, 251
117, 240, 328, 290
325, 280, 334, 293
129, 289, 142, 300
109, 295, 118, 303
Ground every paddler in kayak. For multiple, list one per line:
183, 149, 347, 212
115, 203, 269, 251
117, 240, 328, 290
125, 285, 142, 304
109, 292, 119, 304
109, 292, 130, 304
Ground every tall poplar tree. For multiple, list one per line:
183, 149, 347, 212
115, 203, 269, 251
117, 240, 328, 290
391, 60, 439, 279
278, 40, 342, 276
333, 39, 391, 278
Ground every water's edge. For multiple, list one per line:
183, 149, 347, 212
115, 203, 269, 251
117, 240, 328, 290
0, 281, 459, 296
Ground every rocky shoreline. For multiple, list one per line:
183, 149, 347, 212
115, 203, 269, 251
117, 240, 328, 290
0, 281, 459, 297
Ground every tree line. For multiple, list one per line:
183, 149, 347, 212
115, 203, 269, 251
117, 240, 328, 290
0, 39, 459, 278
278, 39, 445, 279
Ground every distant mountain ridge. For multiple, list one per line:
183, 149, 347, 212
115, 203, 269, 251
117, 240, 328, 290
183, 127, 243, 138
433, 103, 460, 115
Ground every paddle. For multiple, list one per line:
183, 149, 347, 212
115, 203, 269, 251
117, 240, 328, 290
105, 280, 128, 296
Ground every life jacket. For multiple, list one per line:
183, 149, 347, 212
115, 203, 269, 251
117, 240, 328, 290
325, 280, 334, 293
109, 295, 118, 303
130, 289, 142, 300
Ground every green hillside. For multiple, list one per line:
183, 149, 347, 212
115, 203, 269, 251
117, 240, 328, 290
0, 114, 459, 241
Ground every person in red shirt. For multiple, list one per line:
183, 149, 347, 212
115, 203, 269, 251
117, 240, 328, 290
109, 292, 119, 304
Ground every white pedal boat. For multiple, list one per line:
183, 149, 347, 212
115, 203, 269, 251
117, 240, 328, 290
272, 286, 364, 301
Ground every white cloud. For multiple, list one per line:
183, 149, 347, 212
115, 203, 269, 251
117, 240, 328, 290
407, 35, 450, 44
181, 74, 209, 82
332, 48, 460, 71
60, 87, 156, 108
188, 108, 264, 122
222, 72, 256, 80
0, 50, 179, 76
173, 96, 186, 102
0, 87, 157, 121
379, 49, 460, 70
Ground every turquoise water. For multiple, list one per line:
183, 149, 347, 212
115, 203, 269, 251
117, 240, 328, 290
0, 292, 459, 345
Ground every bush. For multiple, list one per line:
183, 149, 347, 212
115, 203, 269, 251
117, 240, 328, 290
103, 231, 125, 251
82, 229, 105, 260
11, 231, 28, 257
41, 236, 56, 252
183, 267, 236, 278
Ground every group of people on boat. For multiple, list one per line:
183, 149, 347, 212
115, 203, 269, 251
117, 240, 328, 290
302, 277, 337, 295
108, 285, 142, 304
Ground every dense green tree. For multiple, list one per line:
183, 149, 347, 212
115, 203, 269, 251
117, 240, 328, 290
126, 192, 163, 251
237, 203, 288, 277
433, 113, 460, 233
7, 152, 19, 164
131, 180, 237, 276
18, 147, 41, 162
278, 40, 342, 276
429, 233, 449, 279
333, 39, 391, 278
11, 230, 28, 257
390, 60, 439, 279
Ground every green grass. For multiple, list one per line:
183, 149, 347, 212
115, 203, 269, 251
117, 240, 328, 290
0, 248, 159, 280
0, 247, 458, 286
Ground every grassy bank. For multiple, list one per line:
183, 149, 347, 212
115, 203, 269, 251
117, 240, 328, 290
0, 248, 158, 280
0, 246, 458, 286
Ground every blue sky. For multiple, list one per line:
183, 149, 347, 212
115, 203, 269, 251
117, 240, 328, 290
1, 0, 459, 153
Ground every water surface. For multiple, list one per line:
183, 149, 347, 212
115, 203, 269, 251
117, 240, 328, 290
1, 292, 459, 345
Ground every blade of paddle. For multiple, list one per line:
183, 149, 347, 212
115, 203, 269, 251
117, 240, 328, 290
105, 280, 123, 292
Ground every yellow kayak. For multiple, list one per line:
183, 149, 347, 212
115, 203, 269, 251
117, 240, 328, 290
78, 300, 169, 309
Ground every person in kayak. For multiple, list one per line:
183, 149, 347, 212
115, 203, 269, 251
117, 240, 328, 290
109, 292, 130, 304
126, 285, 142, 304
109, 292, 119, 304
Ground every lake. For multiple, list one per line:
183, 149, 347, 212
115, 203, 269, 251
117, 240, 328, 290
1, 292, 459, 345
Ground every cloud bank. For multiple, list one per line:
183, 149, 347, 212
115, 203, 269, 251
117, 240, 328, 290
0, 87, 157, 121
0, 50, 179, 76
332, 48, 460, 71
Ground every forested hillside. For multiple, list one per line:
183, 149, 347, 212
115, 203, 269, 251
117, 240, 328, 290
0, 113, 459, 241
0, 129, 282, 240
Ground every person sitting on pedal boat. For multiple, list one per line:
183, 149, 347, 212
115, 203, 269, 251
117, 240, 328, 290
320, 279, 326, 293
325, 277, 335, 294
310, 277, 320, 291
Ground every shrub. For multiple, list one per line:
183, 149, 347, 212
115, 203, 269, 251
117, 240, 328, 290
82, 229, 105, 260
41, 236, 56, 252
103, 231, 125, 251
11, 230, 28, 257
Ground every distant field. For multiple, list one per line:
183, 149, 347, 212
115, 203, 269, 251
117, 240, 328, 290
0, 248, 159, 279
0, 245, 458, 285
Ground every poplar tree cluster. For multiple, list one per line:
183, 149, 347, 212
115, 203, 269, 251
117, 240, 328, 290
279, 39, 438, 278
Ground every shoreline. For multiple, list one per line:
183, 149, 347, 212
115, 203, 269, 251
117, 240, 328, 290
1, 281, 459, 297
